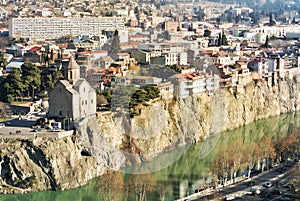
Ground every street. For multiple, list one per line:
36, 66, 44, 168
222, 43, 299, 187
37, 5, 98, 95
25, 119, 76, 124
192, 161, 297, 201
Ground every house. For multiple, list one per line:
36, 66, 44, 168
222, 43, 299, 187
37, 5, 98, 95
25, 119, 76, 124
114, 75, 162, 87
48, 57, 96, 125
169, 71, 219, 98
94, 56, 114, 68
5, 61, 24, 72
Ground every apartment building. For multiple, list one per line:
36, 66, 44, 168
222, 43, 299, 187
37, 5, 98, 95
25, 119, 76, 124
9, 17, 125, 40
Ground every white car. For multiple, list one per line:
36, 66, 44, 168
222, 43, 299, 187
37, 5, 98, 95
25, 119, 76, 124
0, 123, 5, 128
263, 182, 272, 188
51, 127, 60, 132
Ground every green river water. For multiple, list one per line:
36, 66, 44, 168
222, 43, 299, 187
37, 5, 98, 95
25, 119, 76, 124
0, 112, 299, 201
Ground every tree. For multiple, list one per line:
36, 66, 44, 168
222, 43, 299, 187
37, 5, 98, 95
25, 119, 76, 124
274, 135, 297, 162
243, 142, 261, 179
196, 10, 205, 21
134, 6, 139, 14
203, 30, 211, 37
129, 86, 160, 117
0, 50, 7, 68
156, 183, 171, 201
221, 31, 228, 46
95, 170, 124, 201
2, 69, 25, 102
109, 30, 121, 60
21, 62, 41, 98
263, 35, 270, 48
259, 136, 276, 171
127, 173, 156, 201
227, 139, 243, 183
41, 70, 63, 91
212, 145, 230, 187
217, 32, 222, 46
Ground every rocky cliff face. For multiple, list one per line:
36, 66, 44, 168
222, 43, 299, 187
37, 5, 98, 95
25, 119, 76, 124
77, 76, 300, 170
0, 136, 103, 194
1, 76, 300, 193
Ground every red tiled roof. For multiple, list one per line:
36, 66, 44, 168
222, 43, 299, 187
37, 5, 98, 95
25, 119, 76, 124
29, 46, 42, 52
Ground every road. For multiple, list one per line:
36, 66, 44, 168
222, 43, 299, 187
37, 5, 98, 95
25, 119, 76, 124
191, 161, 297, 201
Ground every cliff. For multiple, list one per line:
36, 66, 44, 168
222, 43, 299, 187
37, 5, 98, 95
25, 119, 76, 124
1, 75, 300, 192
0, 136, 103, 194
77, 76, 300, 172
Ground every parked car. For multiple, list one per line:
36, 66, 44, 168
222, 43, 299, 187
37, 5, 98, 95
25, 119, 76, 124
224, 195, 235, 200
0, 123, 5, 128
263, 182, 272, 188
32, 127, 41, 132
51, 127, 60, 132
250, 188, 261, 195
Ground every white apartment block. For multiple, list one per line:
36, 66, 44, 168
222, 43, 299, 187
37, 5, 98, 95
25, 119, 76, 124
9, 17, 125, 40
251, 25, 300, 38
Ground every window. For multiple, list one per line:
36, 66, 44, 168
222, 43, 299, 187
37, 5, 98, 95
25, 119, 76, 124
82, 100, 84, 105
91, 99, 93, 104
59, 111, 62, 115
85, 100, 87, 105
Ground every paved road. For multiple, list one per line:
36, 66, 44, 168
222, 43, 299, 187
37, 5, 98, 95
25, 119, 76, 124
192, 161, 297, 201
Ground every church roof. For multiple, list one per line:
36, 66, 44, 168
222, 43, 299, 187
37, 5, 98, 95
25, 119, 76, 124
73, 78, 85, 88
59, 80, 79, 95
73, 78, 95, 92
67, 57, 80, 70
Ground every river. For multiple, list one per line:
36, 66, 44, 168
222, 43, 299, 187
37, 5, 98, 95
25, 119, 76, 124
0, 112, 299, 201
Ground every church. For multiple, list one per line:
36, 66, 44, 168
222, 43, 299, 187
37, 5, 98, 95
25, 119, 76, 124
48, 57, 97, 124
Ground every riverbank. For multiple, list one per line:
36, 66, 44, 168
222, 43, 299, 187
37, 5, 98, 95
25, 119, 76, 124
0, 111, 299, 200
0, 75, 299, 194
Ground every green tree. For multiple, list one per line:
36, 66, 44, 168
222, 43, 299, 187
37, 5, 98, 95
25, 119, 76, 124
265, 35, 269, 48
203, 30, 211, 37
129, 86, 160, 117
110, 30, 121, 60
221, 31, 228, 46
21, 62, 41, 98
217, 31, 228, 46
0, 50, 7, 68
217, 32, 222, 46
2, 69, 25, 102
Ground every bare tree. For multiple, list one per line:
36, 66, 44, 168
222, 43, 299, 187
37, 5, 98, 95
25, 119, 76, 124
95, 170, 124, 201
128, 173, 156, 201
243, 142, 261, 179
227, 139, 244, 183
212, 146, 230, 187
156, 183, 171, 201
259, 136, 276, 172
274, 134, 297, 162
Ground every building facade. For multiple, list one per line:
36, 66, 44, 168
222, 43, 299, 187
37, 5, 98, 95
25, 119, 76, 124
48, 57, 96, 122
9, 17, 125, 40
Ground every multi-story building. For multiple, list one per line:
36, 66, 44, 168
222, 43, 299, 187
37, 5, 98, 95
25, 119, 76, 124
9, 17, 125, 40
169, 72, 219, 98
